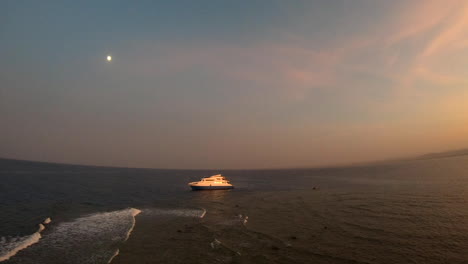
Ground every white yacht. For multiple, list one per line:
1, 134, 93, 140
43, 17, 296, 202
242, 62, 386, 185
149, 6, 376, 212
188, 174, 234, 190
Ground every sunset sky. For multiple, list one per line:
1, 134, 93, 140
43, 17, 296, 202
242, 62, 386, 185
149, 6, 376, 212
2, 0, 468, 169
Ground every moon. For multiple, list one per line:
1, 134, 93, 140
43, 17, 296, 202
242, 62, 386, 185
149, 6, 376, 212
107, 55, 112, 62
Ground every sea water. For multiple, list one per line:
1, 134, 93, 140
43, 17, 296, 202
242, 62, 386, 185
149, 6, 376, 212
1, 156, 468, 263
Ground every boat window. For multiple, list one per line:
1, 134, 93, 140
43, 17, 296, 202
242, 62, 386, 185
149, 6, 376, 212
205, 179, 214, 181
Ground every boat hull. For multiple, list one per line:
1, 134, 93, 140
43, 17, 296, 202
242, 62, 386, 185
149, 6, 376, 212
190, 185, 234, 190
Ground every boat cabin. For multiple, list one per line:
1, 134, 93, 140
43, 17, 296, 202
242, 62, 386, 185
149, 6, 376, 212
200, 174, 229, 183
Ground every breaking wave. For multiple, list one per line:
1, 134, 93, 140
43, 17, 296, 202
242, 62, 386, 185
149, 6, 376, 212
200, 208, 207, 218
1, 208, 140, 264
0, 218, 51, 262
1, 207, 207, 263
107, 249, 120, 264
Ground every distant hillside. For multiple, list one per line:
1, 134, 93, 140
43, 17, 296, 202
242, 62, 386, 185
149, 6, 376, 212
0, 157, 179, 171
2, 148, 468, 171
0, 157, 99, 170
0, 157, 137, 171
417, 148, 468, 160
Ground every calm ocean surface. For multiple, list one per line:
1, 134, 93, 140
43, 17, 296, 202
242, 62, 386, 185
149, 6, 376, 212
1, 155, 468, 263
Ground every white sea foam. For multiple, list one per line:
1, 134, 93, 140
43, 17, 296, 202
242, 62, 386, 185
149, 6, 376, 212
124, 209, 141, 241
210, 238, 222, 249
200, 208, 207, 218
37, 224, 45, 232
144, 208, 206, 218
221, 214, 249, 226
1, 208, 141, 264
107, 249, 120, 264
0, 220, 49, 262
1, 207, 205, 263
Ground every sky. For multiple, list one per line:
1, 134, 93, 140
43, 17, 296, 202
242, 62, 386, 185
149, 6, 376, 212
2, 0, 468, 169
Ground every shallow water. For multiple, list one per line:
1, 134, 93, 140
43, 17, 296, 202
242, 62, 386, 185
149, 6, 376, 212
1, 156, 468, 263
